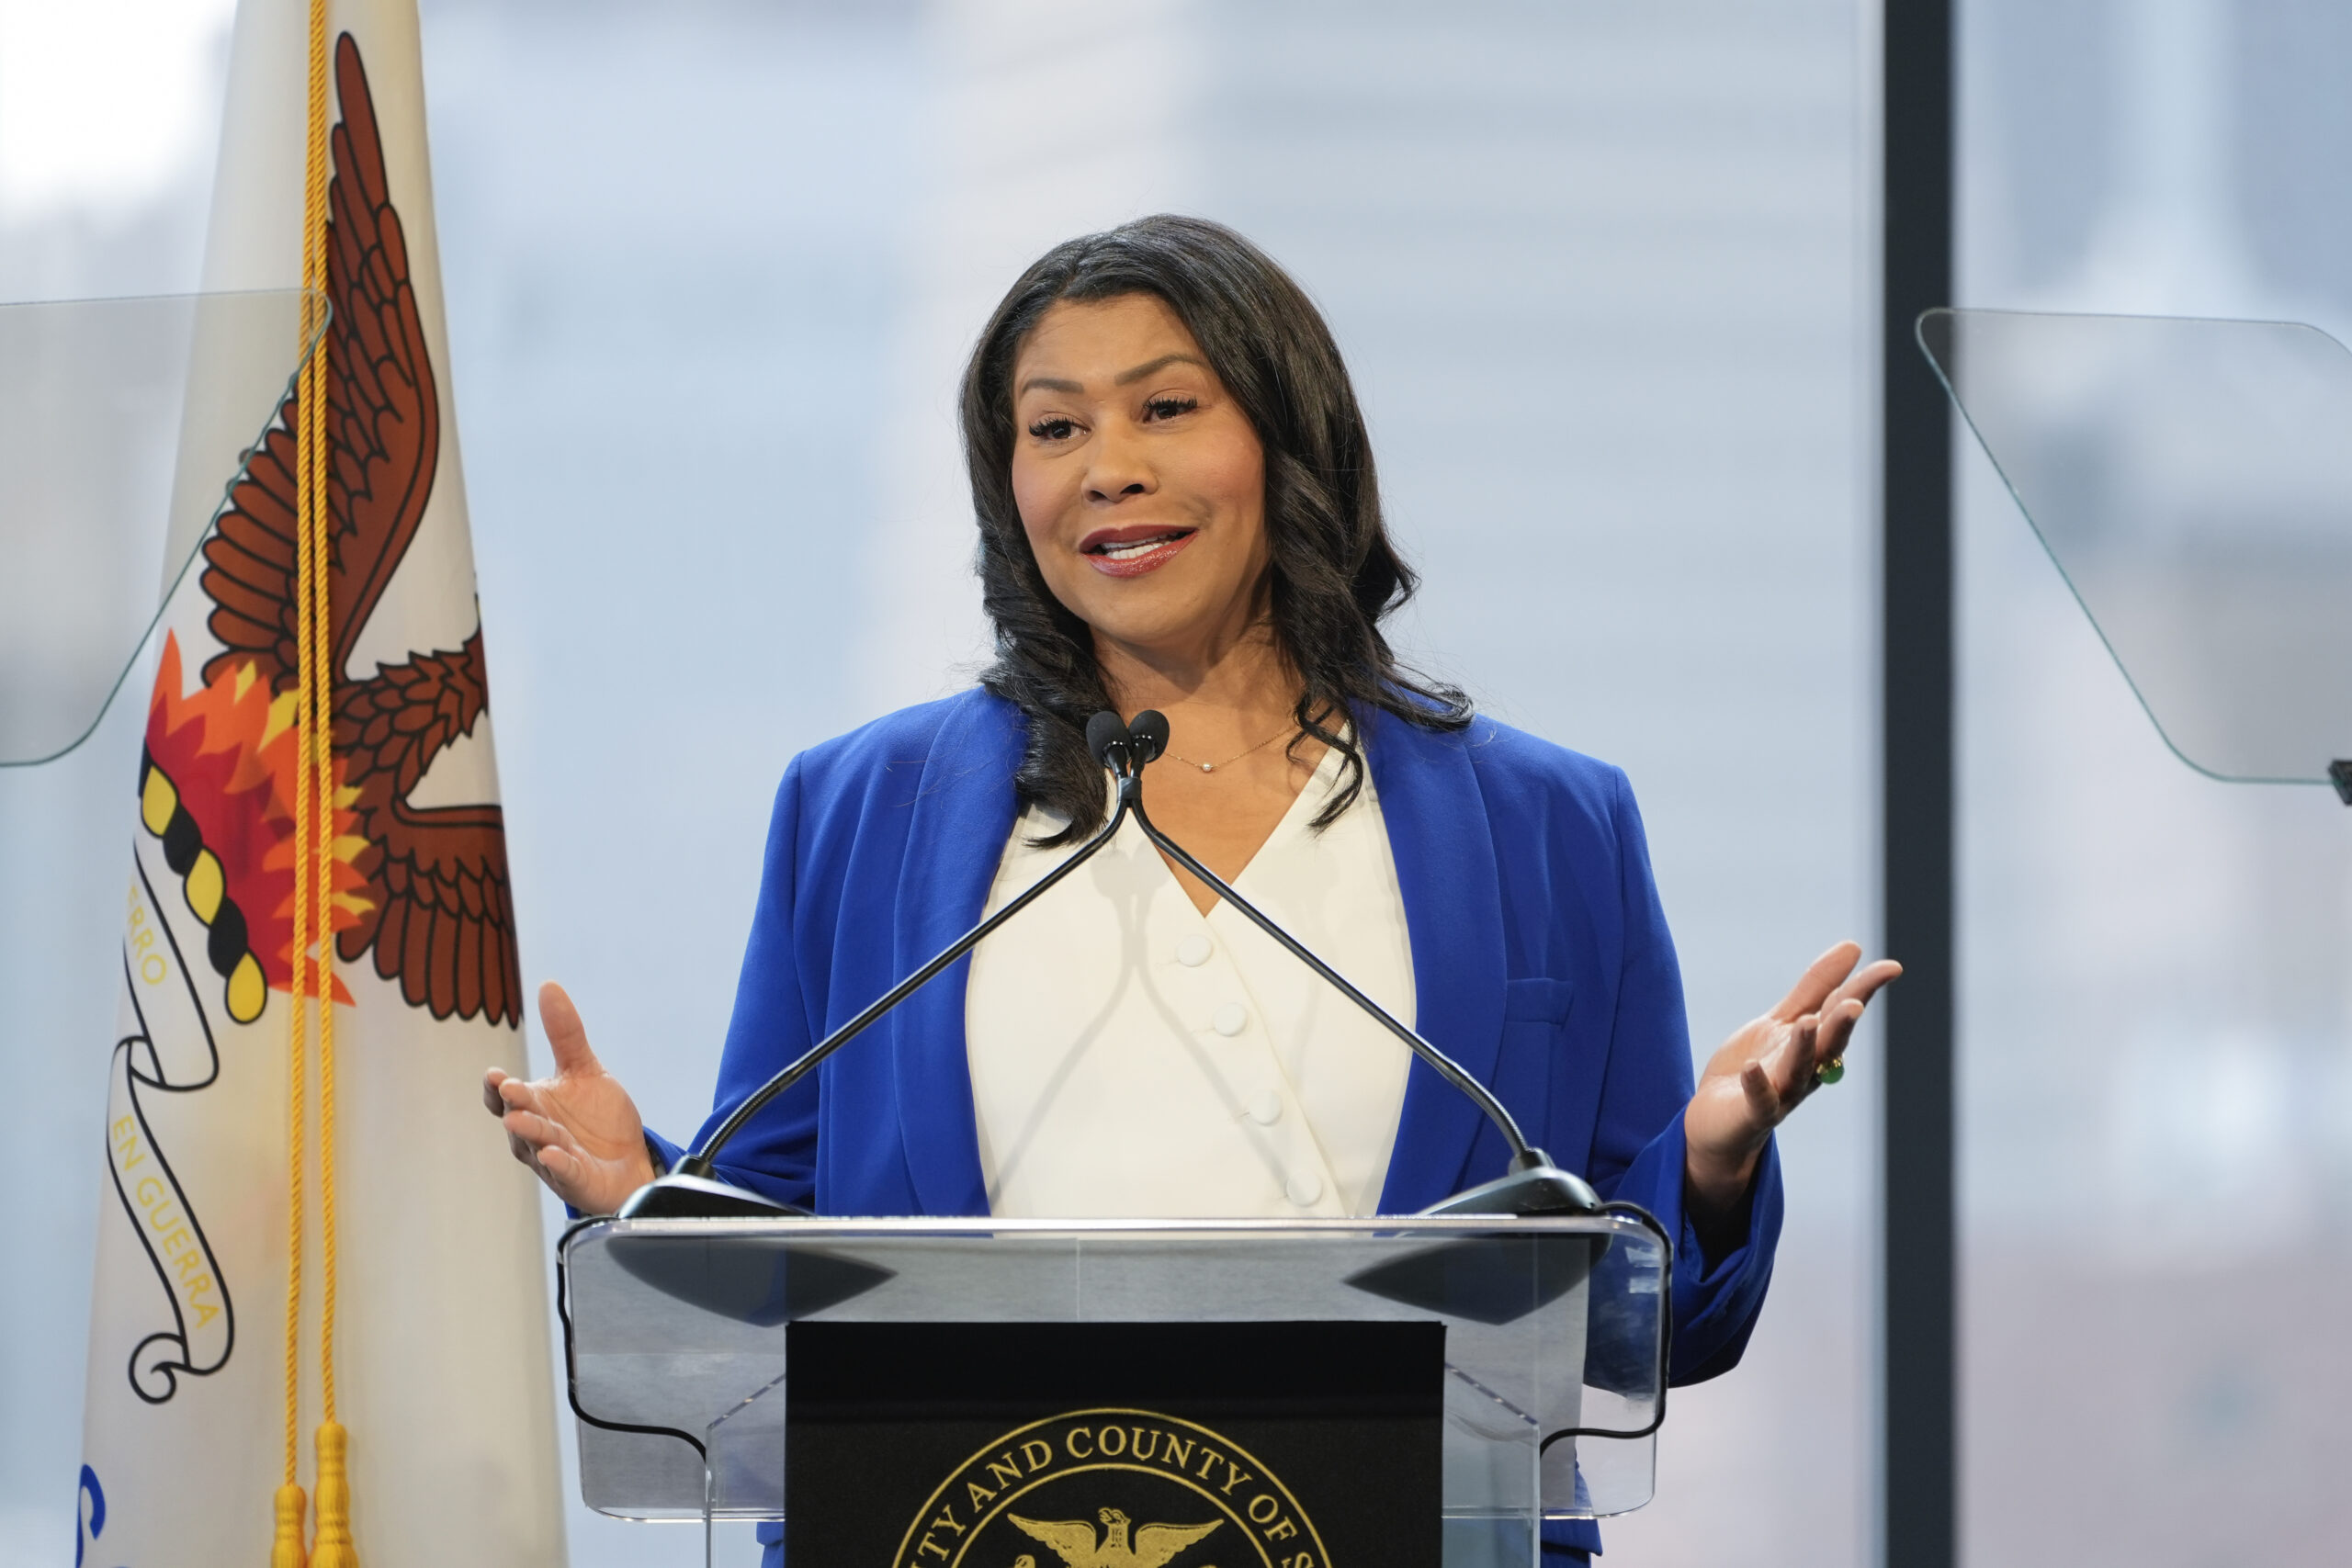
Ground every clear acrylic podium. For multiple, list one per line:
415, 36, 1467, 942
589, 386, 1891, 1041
560, 1211, 1670, 1564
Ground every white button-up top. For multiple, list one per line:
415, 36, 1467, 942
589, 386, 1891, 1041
965, 740, 1416, 1218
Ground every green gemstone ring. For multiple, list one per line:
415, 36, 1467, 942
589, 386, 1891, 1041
1815, 1057, 1846, 1085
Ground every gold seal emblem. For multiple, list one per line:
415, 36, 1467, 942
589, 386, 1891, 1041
891, 1408, 1330, 1568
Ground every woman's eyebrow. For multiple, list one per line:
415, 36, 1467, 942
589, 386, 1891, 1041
1016, 355, 1204, 397
1114, 353, 1205, 385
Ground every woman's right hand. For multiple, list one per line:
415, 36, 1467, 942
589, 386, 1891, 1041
483, 980, 655, 1215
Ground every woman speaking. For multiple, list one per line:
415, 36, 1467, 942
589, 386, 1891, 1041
484, 215, 1895, 1560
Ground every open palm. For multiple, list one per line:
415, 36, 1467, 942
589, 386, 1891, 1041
1684, 942, 1900, 1213
481, 981, 654, 1214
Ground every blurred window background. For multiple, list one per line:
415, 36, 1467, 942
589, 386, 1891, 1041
1956, 2, 2352, 1562
7, 3, 1877, 1564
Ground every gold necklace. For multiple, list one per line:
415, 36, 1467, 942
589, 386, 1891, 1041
1163, 724, 1297, 774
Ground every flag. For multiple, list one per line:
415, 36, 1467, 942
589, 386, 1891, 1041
76, 2, 563, 1563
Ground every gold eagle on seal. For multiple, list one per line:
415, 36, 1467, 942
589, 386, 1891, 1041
1009, 1506, 1223, 1568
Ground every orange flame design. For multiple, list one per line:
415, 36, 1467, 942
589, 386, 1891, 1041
144, 632, 369, 1002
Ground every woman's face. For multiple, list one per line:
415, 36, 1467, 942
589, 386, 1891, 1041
1009, 293, 1270, 662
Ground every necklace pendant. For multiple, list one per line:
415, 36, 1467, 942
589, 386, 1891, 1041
1198, 762, 1215, 773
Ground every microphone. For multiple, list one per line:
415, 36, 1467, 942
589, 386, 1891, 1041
1125, 708, 1170, 764
1116, 709, 1600, 1218
619, 708, 1596, 1221
1086, 709, 1136, 774
618, 711, 1150, 1219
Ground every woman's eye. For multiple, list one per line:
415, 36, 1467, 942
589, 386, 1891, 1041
1143, 395, 1199, 421
1027, 417, 1078, 442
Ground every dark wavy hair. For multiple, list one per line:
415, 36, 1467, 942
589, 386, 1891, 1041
961, 214, 1470, 840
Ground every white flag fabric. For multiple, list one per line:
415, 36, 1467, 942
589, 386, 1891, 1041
76, 3, 564, 1563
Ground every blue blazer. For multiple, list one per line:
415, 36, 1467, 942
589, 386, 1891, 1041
651, 689, 1782, 1560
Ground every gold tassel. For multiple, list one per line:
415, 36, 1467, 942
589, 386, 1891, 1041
271, 1483, 309, 1568
309, 1423, 359, 1568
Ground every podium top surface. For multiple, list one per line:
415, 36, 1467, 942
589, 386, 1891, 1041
560, 1210, 1668, 1523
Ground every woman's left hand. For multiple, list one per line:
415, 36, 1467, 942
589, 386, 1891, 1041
1684, 941, 1901, 1220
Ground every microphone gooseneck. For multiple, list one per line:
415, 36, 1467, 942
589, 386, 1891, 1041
1119, 710, 1597, 1217
622, 707, 1595, 1220
622, 711, 1147, 1218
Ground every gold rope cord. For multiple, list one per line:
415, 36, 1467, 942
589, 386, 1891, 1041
303, 2, 355, 1550
308, 29, 342, 1437
273, 3, 334, 1564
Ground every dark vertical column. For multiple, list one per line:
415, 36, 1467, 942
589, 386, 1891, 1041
1881, 3, 1955, 1567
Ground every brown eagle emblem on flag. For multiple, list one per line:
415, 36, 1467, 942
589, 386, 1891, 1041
198, 32, 519, 1027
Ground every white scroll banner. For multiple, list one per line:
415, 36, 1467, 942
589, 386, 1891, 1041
103, 841, 237, 1402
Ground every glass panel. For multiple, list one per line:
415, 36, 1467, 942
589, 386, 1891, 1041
561, 1213, 1667, 1530
705, 1370, 789, 1519
1957, 6, 2352, 1563
0, 289, 322, 766
1919, 306, 2352, 787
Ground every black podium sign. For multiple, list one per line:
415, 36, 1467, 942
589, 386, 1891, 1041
786, 1320, 1442, 1567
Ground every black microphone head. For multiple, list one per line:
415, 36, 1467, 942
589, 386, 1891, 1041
1127, 709, 1170, 764
1085, 710, 1132, 771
